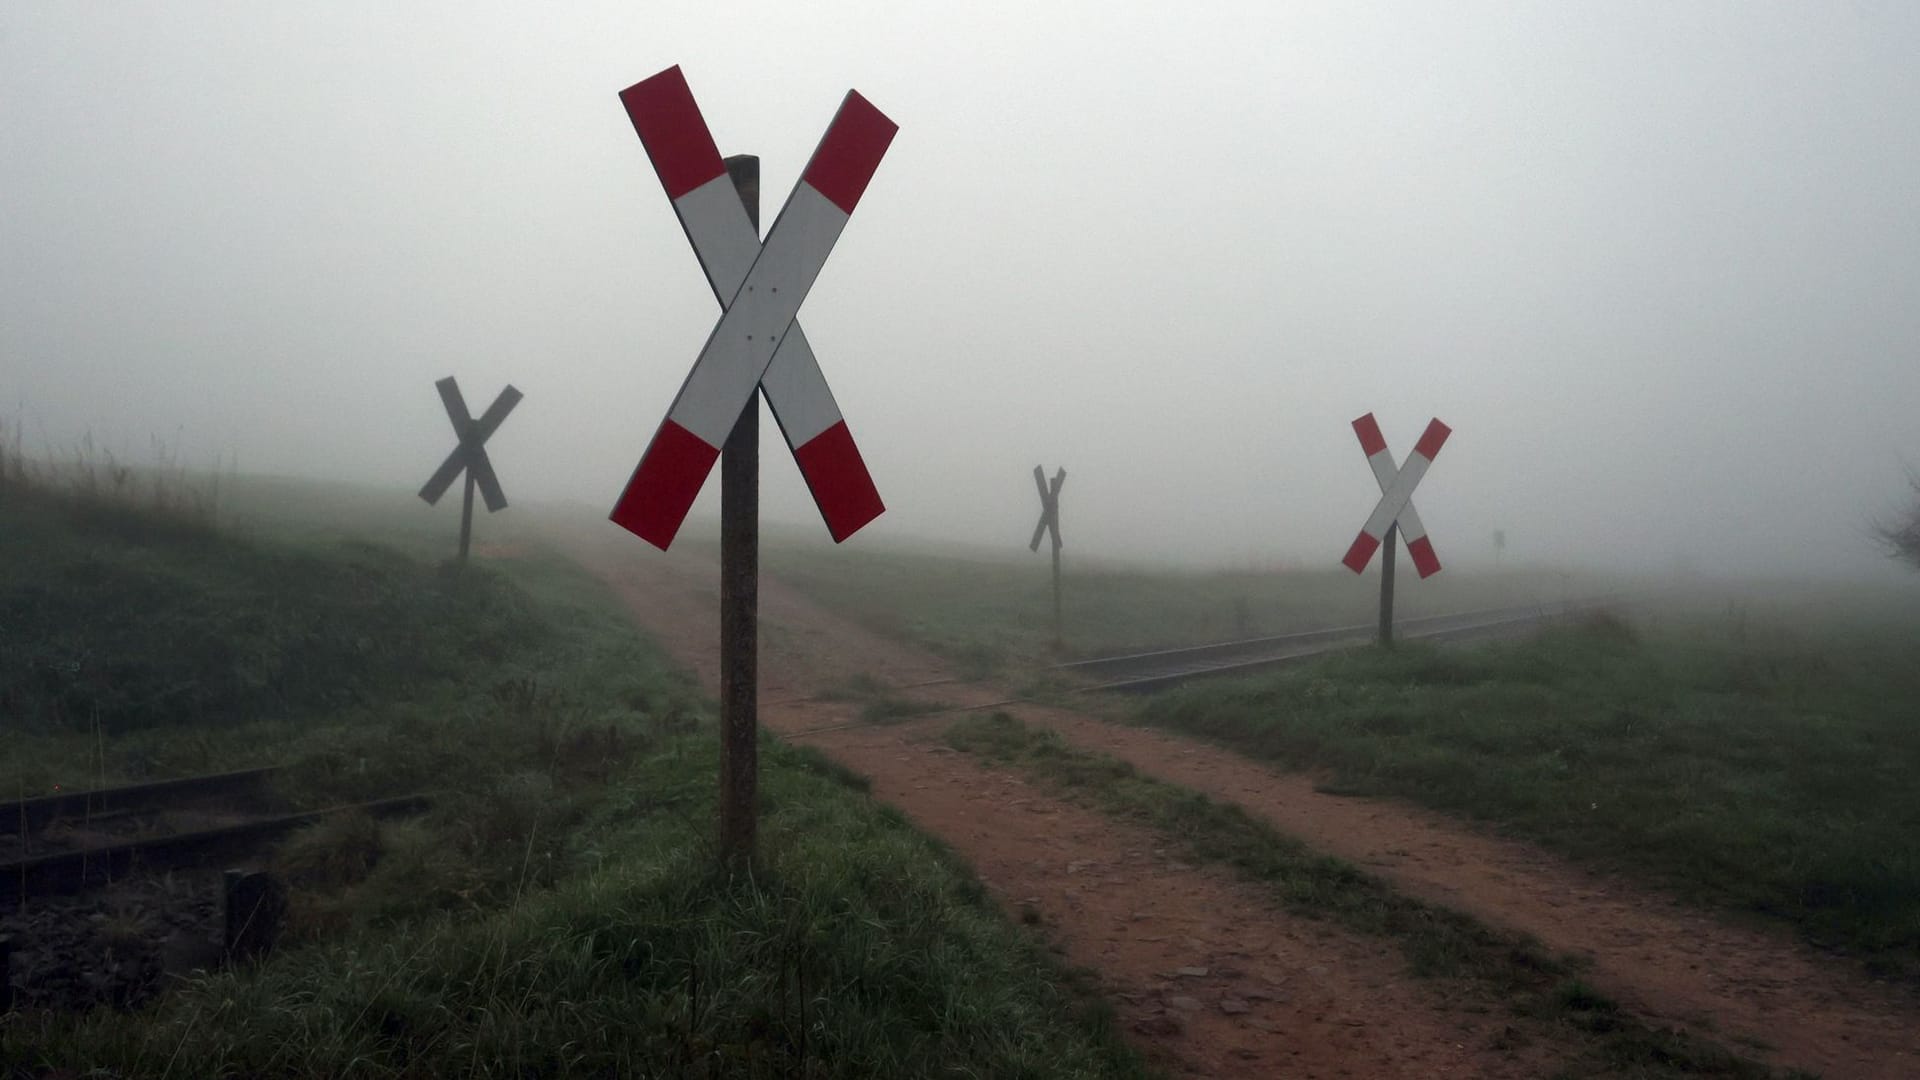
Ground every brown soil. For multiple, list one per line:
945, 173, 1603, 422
563, 526, 1920, 1078
998, 704, 1920, 1080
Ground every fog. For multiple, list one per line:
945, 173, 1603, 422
6, 3, 1920, 580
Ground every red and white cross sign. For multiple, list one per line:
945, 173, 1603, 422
610, 65, 896, 550
1341, 413, 1451, 579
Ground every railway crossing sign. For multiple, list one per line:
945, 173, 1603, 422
607, 65, 897, 865
1341, 413, 1451, 646
1030, 466, 1065, 554
610, 65, 895, 550
1031, 466, 1066, 645
1341, 413, 1450, 579
418, 376, 521, 563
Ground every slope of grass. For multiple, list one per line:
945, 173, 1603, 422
1, 481, 1155, 1078
0, 484, 548, 738
1138, 610, 1920, 978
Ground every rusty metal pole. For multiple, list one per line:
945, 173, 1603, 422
718, 153, 760, 865
458, 470, 476, 564
1378, 523, 1397, 647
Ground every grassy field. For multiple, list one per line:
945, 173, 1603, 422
763, 527, 1610, 671
1137, 605, 1920, 980
764, 529, 1920, 979
0, 478, 1151, 1078
945, 711, 1792, 1079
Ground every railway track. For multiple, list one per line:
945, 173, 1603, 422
1058, 598, 1610, 694
2, 768, 429, 900
2, 768, 434, 1013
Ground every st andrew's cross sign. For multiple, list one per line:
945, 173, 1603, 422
418, 376, 521, 562
610, 66, 895, 549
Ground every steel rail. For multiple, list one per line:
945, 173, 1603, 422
1, 794, 431, 900
1065, 600, 1610, 695
0, 766, 280, 836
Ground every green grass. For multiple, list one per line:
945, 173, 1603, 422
8, 735, 1153, 1079
1137, 609, 1920, 979
762, 529, 1610, 669
1, 484, 550, 740
0, 478, 1155, 1078
945, 711, 1795, 1079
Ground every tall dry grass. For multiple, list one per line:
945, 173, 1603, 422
0, 416, 230, 533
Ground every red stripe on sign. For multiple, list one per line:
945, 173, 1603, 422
800, 90, 898, 215
1413, 418, 1452, 461
619, 66, 727, 201
793, 420, 885, 542
1406, 535, 1442, 578
1342, 530, 1381, 574
1351, 413, 1387, 458
609, 419, 720, 550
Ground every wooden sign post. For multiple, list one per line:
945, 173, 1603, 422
609, 66, 896, 864
418, 377, 521, 563
718, 153, 760, 864
1030, 465, 1066, 648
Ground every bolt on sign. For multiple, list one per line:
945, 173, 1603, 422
609, 65, 894, 550
418, 376, 521, 562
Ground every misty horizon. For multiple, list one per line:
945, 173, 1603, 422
7, 3, 1920, 582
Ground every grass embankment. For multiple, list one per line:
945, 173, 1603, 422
0, 482, 1150, 1078
763, 532, 1604, 671
947, 712, 1795, 1080
1138, 610, 1920, 979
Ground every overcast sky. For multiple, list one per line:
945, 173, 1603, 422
6, 3, 1920, 579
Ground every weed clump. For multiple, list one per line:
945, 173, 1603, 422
275, 811, 385, 890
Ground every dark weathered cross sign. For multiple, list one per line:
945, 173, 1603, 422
418, 376, 521, 563
610, 65, 896, 863
1341, 413, 1450, 645
1031, 466, 1066, 646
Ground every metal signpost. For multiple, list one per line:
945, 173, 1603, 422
610, 65, 895, 862
418, 376, 522, 563
1340, 413, 1451, 645
1029, 466, 1066, 647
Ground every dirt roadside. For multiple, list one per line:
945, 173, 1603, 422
986, 701, 1920, 1080
560, 527, 1920, 1078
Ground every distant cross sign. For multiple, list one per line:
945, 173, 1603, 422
1030, 466, 1065, 553
1341, 413, 1451, 578
418, 376, 521, 513
610, 65, 896, 549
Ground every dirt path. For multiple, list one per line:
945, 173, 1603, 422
991, 703, 1920, 1080
561, 528, 1920, 1078
566, 533, 1557, 1078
